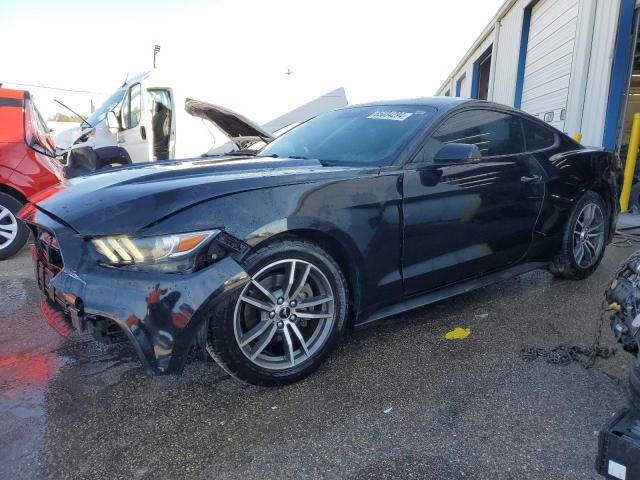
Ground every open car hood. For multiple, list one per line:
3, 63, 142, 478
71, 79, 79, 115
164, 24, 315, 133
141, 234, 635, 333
184, 98, 274, 150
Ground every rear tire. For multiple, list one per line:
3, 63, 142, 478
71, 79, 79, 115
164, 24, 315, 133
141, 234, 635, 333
207, 239, 348, 386
0, 193, 29, 261
550, 191, 607, 280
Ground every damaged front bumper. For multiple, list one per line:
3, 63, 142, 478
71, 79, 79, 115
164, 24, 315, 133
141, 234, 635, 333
22, 207, 249, 374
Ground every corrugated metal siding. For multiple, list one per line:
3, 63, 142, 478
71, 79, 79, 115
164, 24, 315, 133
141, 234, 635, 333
581, 0, 622, 147
436, 0, 622, 149
438, 33, 495, 98
520, 0, 580, 130
491, 1, 526, 104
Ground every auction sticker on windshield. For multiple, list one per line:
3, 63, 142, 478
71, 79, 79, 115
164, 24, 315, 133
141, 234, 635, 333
367, 111, 413, 121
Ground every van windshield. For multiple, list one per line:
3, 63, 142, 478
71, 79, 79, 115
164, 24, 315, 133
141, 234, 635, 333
86, 88, 126, 127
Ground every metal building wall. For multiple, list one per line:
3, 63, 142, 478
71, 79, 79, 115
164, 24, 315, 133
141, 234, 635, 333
436, 0, 623, 149
520, 0, 580, 131
447, 34, 496, 99
581, 0, 623, 147
491, 1, 527, 105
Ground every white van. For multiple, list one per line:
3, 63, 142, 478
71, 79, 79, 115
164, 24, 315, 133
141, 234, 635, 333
55, 71, 348, 162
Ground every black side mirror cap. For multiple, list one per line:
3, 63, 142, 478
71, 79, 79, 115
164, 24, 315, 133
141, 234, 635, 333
434, 143, 482, 164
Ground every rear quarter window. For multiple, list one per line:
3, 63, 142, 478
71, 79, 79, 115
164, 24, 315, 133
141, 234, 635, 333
432, 109, 525, 158
522, 118, 557, 151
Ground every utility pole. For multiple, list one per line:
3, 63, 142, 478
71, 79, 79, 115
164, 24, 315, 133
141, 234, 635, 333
153, 45, 161, 68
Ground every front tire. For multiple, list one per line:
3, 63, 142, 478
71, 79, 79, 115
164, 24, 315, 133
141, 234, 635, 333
551, 191, 608, 280
207, 239, 348, 386
0, 193, 29, 261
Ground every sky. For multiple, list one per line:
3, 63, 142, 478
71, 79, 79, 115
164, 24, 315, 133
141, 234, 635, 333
0, 0, 504, 123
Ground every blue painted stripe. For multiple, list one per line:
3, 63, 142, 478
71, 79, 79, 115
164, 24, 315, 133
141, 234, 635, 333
602, 0, 636, 151
514, 0, 538, 108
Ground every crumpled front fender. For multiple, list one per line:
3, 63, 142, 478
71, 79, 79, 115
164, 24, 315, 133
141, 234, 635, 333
58, 258, 249, 374
24, 206, 250, 374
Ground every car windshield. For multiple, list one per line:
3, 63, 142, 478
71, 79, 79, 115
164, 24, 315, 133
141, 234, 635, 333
86, 88, 126, 126
259, 105, 436, 166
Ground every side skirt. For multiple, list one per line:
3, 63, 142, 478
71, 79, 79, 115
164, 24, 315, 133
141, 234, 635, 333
357, 262, 548, 327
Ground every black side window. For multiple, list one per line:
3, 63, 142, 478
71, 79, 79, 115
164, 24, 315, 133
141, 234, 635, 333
522, 119, 556, 151
433, 109, 525, 157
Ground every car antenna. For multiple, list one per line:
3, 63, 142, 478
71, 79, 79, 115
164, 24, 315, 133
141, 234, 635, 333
54, 99, 92, 128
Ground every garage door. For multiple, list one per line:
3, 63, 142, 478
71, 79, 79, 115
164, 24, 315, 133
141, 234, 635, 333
520, 0, 579, 131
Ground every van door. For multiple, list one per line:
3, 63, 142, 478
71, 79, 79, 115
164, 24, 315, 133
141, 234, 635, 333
117, 83, 150, 162
148, 88, 175, 160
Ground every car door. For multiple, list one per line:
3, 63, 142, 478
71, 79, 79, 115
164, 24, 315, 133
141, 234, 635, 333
117, 83, 150, 163
401, 108, 545, 296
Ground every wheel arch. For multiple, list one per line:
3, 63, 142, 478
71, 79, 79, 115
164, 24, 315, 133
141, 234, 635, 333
541, 149, 620, 240
0, 182, 27, 204
245, 227, 364, 326
577, 149, 620, 241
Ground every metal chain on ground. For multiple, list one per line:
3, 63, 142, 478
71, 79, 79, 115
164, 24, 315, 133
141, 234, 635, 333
612, 224, 640, 247
520, 300, 616, 369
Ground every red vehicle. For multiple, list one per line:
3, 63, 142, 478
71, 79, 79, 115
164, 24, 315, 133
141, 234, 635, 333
0, 88, 62, 260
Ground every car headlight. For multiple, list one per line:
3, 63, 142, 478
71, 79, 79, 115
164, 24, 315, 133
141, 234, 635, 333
91, 230, 220, 272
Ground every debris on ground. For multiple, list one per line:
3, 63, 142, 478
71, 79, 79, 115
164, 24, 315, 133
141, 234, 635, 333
444, 327, 471, 340
520, 344, 615, 368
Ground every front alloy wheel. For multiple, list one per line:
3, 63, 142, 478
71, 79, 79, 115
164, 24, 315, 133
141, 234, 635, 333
234, 259, 335, 370
207, 239, 348, 386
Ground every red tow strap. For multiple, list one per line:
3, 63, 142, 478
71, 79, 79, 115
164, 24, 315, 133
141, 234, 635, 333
40, 299, 71, 337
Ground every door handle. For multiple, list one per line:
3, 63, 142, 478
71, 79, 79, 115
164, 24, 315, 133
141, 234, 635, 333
520, 175, 542, 184
117, 137, 125, 143
140, 126, 147, 140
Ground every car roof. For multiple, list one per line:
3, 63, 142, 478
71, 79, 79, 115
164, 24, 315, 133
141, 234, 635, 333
350, 96, 469, 111
0, 87, 26, 100
347, 96, 541, 115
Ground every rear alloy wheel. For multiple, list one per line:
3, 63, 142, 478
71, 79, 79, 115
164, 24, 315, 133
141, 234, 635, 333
0, 193, 29, 261
551, 191, 607, 280
572, 202, 605, 269
207, 239, 348, 386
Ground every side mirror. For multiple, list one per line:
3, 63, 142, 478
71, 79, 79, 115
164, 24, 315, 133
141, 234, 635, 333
106, 110, 120, 134
434, 143, 482, 164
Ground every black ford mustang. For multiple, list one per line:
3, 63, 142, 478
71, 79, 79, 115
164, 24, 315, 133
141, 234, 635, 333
21, 97, 622, 385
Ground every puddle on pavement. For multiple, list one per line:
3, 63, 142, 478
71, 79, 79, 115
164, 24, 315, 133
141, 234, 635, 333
0, 353, 70, 418
0, 331, 141, 479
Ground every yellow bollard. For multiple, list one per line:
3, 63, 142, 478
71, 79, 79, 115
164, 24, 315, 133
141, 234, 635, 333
571, 132, 583, 143
620, 113, 640, 212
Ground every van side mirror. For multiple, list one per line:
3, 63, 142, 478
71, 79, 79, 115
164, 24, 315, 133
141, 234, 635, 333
434, 143, 482, 164
106, 110, 120, 134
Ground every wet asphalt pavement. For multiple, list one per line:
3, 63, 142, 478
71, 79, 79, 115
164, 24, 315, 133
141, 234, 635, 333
1, 244, 636, 480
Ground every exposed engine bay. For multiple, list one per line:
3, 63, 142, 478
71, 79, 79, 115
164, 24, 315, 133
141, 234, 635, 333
597, 252, 640, 479
607, 252, 640, 358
